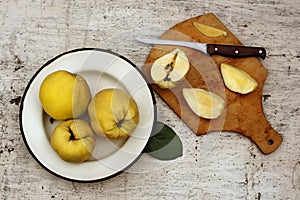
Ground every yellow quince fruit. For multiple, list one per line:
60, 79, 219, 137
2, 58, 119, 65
220, 63, 258, 94
51, 119, 96, 163
88, 88, 140, 139
39, 70, 91, 120
183, 88, 225, 119
151, 48, 190, 89
193, 22, 227, 37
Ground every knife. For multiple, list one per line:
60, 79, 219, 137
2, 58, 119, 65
136, 37, 266, 59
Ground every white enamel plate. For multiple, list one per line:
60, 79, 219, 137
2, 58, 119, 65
20, 48, 156, 182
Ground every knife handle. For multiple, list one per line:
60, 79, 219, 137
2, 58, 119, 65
207, 44, 266, 59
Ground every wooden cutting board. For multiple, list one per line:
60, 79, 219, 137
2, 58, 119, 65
141, 13, 283, 154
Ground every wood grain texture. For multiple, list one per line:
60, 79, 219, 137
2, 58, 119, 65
0, 0, 299, 199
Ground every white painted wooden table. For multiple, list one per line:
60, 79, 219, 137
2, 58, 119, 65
0, 0, 299, 199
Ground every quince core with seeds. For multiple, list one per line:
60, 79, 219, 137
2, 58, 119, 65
151, 48, 190, 89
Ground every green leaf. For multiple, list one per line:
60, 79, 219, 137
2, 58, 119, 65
144, 121, 183, 160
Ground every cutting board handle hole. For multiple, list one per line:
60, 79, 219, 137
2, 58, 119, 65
268, 139, 274, 145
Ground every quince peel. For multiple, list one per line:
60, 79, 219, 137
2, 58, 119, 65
220, 63, 258, 94
193, 22, 227, 38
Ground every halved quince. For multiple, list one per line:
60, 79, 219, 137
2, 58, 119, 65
182, 88, 225, 119
193, 22, 227, 37
151, 48, 190, 89
220, 63, 258, 94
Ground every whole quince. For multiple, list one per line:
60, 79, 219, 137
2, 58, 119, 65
51, 119, 95, 163
88, 88, 140, 139
39, 70, 91, 120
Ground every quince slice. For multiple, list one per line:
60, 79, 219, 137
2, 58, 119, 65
151, 48, 190, 89
183, 88, 225, 119
220, 63, 258, 94
193, 22, 227, 37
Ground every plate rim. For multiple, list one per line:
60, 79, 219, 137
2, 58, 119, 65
19, 48, 157, 183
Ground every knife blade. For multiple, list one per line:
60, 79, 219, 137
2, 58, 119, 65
136, 37, 266, 59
